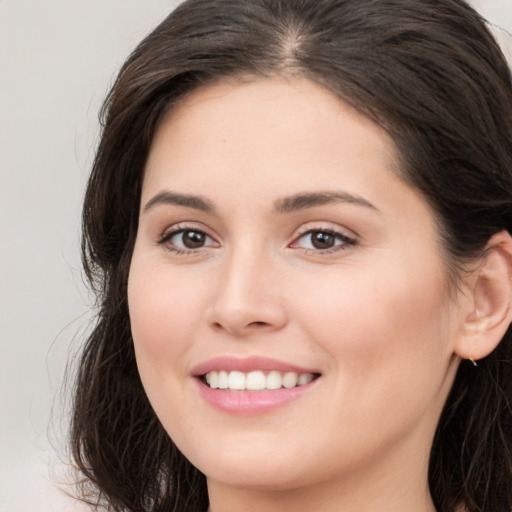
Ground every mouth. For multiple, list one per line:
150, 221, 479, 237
192, 356, 321, 413
201, 370, 320, 391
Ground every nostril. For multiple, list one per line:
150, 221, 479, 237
248, 321, 268, 328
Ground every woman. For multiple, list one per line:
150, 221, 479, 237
71, 0, 512, 511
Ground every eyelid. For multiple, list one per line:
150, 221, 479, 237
292, 222, 357, 241
158, 218, 215, 237
289, 224, 358, 253
157, 223, 220, 253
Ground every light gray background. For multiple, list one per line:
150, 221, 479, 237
1, 1, 511, 511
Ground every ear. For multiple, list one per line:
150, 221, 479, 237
454, 230, 512, 362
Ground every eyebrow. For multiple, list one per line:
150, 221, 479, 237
143, 189, 378, 215
143, 191, 215, 213
274, 191, 379, 214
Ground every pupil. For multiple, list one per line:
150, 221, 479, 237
183, 231, 205, 248
312, 232, 334, 249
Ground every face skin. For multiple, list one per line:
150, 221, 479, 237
128, 77, 465, 512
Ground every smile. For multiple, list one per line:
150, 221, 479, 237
204, 370, 316, 391
192, 356, 321, 414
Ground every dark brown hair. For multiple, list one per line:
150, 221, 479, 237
73, 1, 512, 510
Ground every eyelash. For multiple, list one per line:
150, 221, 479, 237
157, 225, 357, 255
158, 225, 217, 255
291, 227, 357, 255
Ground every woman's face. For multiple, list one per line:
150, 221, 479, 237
128, 78, 462, 492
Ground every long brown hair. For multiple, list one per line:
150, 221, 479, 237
73, 1, 512, 510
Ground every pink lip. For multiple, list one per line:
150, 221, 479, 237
191, 356, 321, 415
195, 378, 318, 415
191, 356, 318, 376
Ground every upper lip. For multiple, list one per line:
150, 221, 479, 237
191, 356, 320, 376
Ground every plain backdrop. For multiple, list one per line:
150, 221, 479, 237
1, 1, 511, 511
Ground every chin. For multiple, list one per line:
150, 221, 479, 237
177, 429, 339, 492
202, 459, 314, 491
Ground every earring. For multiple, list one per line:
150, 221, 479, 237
468, 358, 478, 367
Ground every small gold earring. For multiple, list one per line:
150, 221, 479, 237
469, 358, 478, 367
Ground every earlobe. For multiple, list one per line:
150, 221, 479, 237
454, 230, 512, 362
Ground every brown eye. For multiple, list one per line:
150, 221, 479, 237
310, 231, 335, 249
181, 230, 206, 248
160, 228, 217, 253
291, 228, 356, 253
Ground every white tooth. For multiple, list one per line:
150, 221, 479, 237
246, 371, 266, 390
266, 370, 282, 390
282, 372, 299, 388
228, 371, 246, 390
218, 370, 229, 389
207, 371, 219, 389
298, 373, 314, 386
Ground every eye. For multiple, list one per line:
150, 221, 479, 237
291, 228, 356, 252
159, 227, 218, 253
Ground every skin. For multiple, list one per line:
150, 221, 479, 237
128, 77, 472, 512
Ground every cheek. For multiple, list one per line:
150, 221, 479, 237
128, 258, 203, 356
298, 262, 446, 342
127, 254, 207, 417
127, 258, 217, 454
291, 259, 454, 409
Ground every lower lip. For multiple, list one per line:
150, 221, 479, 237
195, 378, 318, 415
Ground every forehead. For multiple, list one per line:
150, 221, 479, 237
144, 77, 400, 197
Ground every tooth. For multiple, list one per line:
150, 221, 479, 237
218, 370, 229, 389
207, 371, 219, 389
266, 370, 282, 390
246, 371, 266, 390
298, 373, 314, 386
206, 369, 315, 390
228, 371, 246, 390
282, 372, 299, 388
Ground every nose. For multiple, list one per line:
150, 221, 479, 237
206, 249, 288, 337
